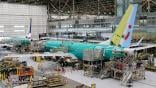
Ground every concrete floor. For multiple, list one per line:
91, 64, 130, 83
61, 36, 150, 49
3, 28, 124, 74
10, 56, 156, 88
54, 76, 90, 88
63, 70, 156, 88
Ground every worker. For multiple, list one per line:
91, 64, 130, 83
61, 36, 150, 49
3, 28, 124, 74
71, 62, 76, 71
62, 67, 65, 73
58, 58, 65, 67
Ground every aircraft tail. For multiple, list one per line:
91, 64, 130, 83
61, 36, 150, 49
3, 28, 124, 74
110, 4, 138, 48
26, 18, 32, 40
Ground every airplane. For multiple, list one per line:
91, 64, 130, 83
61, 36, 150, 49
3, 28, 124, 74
43, 3, 138, 61
0, 18, 32, 48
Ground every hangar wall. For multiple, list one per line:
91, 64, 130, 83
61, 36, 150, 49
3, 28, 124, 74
0, 3, 47, 39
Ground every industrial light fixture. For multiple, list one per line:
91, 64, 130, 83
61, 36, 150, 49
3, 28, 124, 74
14, 26, 25, 28
0, 26, 4, 28
0, 30, 4, 32
14, 30, 25, 32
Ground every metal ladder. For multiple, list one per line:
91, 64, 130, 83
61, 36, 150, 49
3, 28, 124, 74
121, 70, 132, 86
99, 68, 110, 79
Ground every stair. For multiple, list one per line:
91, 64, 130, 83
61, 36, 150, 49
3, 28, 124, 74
99, 68, 110, 79
121, 71, 132, 85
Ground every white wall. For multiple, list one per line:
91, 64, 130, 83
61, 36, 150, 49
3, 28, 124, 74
0, 3, 47, 39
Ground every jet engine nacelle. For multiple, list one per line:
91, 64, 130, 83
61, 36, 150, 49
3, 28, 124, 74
124, 48, 135, 55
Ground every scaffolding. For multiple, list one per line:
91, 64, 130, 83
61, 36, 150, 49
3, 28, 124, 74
108, 56, 145, 86
47, 0, 116, 21
83, 49, 103, 77
82, 53, 145, 86
145, 54, 156, 72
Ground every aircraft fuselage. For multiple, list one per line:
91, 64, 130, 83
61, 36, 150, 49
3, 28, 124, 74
44, 40, 126, 60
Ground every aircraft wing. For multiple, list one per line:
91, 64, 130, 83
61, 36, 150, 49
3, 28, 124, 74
124, 44, 156, 55
4, 52, 78, 60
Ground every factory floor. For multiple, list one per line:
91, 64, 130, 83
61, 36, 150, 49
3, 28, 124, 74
63, 69, 156, 88
2, 53, 156, 88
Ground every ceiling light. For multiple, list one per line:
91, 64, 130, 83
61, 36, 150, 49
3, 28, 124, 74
14, 30, 25, 32
0, 30, 4, 32
14, 26, 25, 28
0, 26, 4, 28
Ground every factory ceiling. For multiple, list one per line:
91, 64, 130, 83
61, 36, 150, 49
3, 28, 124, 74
1, 0, 156, 19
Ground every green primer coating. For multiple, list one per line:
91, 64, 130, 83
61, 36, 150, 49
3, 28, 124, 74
44, 40, 126, 60
6, 37, 31, 46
